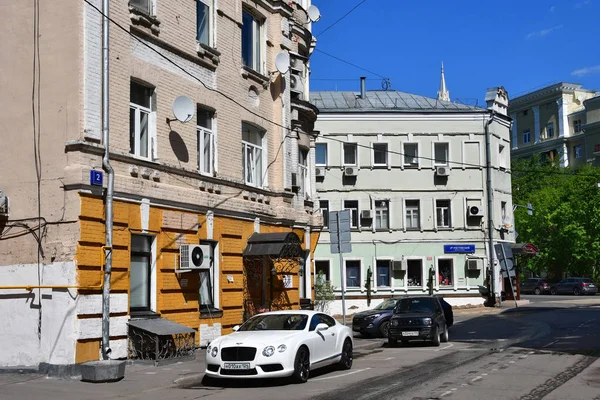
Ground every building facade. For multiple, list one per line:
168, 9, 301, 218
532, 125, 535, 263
0, 0, 321, 369
310, 79, 514, 314
509, 83, 600, 167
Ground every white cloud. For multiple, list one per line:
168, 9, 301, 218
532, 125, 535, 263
571, 65, 600, 77
526, 25, 563, 39
574, 0, 591, 8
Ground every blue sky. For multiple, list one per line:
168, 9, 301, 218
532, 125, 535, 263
309, 0, 600, 105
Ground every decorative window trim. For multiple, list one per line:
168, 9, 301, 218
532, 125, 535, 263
129, 2, 161, 35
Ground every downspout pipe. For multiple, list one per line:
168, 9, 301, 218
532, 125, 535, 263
484, 111, 496, 306
101, 0, 114, 360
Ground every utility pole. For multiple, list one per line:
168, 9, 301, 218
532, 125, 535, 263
484, 111, 496, 307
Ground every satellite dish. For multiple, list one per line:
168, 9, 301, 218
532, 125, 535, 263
172, 96, 195, 123
307, 5, 321, 22
274, 51, 290, 74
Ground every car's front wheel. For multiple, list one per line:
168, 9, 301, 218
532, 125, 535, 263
379, 321, 389, 338
441, 325, 449, 343
432, 327, 441, 347
550, 288, 558, 295
338, 338, 353, 370
292, 347, 310, 383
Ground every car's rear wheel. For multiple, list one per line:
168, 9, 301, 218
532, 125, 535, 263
441, 325, 449, 343
379, 321, 389, 338
573, 287, 580, 296
338, 339, 353, 370
432, 327, 441, 347
388, 336, 398, 347
534, 287, 541, 295
550, 288, 558, 295
292, 347, 310, 383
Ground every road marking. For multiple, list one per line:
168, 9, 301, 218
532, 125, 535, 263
542, 340, 559, 348
492, 368, 498, 371
368, 357, 394, 360
311, 367, 371, 381
436, 343, 454, 351
441, 390, 454, 397
509, 361, 516, 364
471, 376, 482, 382
482, 373, 488, 376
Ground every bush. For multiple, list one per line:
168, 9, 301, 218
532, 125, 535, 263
314, 273, 335, 313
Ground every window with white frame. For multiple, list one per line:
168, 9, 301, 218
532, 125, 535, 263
343, 142, 357, 166
434, 142, 449, 165
375, 200, 389, 230
242, 10, 263, 72
298, 147, 309, 199
315, 143, 328, 166
197, 107, 214, 175
129, 0, 153, 15
315, 260, 330, 282
546, 122, 554, 138
574, 120, 582, 133
372, 143, 388, 167
405, 200, 420, 230
242, 122, 265, 187
523, 130, 531, 144
574, 145, 583, 159
199, 257, 215, 311
196, 0, 212, 47
404, 142, 419, 167
319, 200, 329, 229
438, 258, 453, 286
498, 144, 507, 169
345, 260, 361, 288
436, 199, 451, 228
130, 81, 155, 160
376, 259, 391, 287
343, 200, 359, 229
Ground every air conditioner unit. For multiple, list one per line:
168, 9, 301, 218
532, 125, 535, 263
392, 259, 407, 271
290, 75, 304, 93
436, 166, 449, 176
315, 167, 325, 177
179, 244, 212, 270
360, 209, 373, 219
467, 258, 481, 271
344, 166, 358, 176
0, 190, 8, 216
290, 57, 304, 71
467, 205, 484, 217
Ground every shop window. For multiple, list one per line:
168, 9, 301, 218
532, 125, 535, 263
407, 259, 422, 287
438, 259, 453, 286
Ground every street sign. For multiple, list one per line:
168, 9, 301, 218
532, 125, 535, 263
495, 243, 515, 277
329, 210, 352, 254
444, 244, 475, 254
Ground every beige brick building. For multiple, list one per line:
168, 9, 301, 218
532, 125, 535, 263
0, 0, 321, 369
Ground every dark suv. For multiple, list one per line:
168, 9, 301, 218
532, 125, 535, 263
388, 296, 449, 347
550, 278, 598, 295
520, 278, 551, 295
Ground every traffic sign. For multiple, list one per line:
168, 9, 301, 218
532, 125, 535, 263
330, 210, 352, 254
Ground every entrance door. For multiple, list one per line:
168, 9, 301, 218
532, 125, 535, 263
245, 258, 266, 313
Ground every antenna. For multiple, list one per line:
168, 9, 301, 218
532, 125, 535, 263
272, 51, 290, 75
169, 96, 195, 123
306, 5, 321, 22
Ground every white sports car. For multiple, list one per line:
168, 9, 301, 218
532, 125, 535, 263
204, 310, 353, 383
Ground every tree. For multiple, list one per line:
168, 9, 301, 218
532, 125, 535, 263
314, 273, 336, 313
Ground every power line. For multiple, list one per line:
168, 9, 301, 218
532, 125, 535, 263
314, 49, 387, 79
315, 0, 369, 38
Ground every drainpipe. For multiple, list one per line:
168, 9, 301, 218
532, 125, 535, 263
360, 76, 366, 99
484, 111, 496, 306
101, 0, 114, 360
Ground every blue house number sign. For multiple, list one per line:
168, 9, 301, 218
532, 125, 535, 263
90, 170, 103, 186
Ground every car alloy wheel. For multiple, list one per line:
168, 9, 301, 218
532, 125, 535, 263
432, 327, 441, 347
441, 325, 449, 343
379, 321, 389, 338
338, 339, 353, 370
534, 287, 541, 295
292, 347, 310, 383
573, 288, 580, 296
551, 288, 557, 295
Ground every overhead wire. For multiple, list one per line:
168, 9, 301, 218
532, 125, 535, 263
314, 0, 369, 38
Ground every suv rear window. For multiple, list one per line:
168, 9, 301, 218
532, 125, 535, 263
582, 278, 593, 283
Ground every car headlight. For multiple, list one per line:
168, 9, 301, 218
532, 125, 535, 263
277, 344, 287, 353
211, 346, 218, 357
262, 346, 275, 357
422, 318, 432, 326
365, 314, 381, 320
391, 319, 399, 326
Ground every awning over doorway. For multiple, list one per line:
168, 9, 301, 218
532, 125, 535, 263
242, 232, 304, 258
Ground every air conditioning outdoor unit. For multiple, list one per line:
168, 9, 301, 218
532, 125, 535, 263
467, 259, 481, 271
344, 166, 358, 176
435, 166, 449, 176
467, 205, 484, 217
179, 244, 212, 270
392, 259, 407, 271
290, 75, 304, 93
290, 56, 304, 71
315, 167, 325, 177
0, 190, 9, 217
360, 209, 373, 219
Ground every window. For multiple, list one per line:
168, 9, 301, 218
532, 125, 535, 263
315, 143, 328, 166
574, 120, 582, 133
315, 260, 330, 282
574, 145, 582, 159
343, 143, 357, 166
501, 201, 507, 223
298, 148, 309, 199
405, 200, 420, 230
375, 200, 389, 230
196, 0, 212, 46
436, 200, 451, 228
130, 0, 153, 15
130, 235, 153, 311
345, 260, 361, 288
200, 267, 214, 310
546, 123, 554, 138
438, 259, 453, 286
319, 200, 329, 229
242, 123, 265, 187
498, 144, 507, 169
343, 200, 359, 229
404, 143, 418, 167
407, 259, 422, 287
242, 10, 263, 72
523, 130, 531, 144
129, 81, 155, 159
376, 259, 391, 287
434, 142, 449, 165
197, 107, 214, 175
523, 110, 528, 116
372, 143, 388, 167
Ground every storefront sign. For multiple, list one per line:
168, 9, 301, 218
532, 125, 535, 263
444, 244, 475, 254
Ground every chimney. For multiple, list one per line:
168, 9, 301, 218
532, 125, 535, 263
360, 76, 366, 99
485, 87, 509, 116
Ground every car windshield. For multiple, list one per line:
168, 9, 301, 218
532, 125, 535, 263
239, 314, 308, 331
395, 298, 437, 314
373, 299, 398, 310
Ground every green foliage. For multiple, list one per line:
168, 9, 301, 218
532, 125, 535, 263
512, 156, 600, 281
314, 273, 336, 313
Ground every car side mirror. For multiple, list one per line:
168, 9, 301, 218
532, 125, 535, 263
316, 323, 329, 332
232, 325, 240, 332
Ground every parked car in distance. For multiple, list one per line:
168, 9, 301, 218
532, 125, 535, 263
550, 278, 598, 296
388, 296, 449, 347
204, 310, 353, 383
520, 278, 552, 295
351, 297, 401, 338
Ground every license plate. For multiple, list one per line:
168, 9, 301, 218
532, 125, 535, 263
589, 285, 595, 287
402, 331, 419, 337
223, 363, 250, 370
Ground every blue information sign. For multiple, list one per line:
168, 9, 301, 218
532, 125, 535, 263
90, 170, 103, 186
444, 244, 475, 254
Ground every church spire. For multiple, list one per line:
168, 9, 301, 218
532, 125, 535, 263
437, 62, 450, 102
